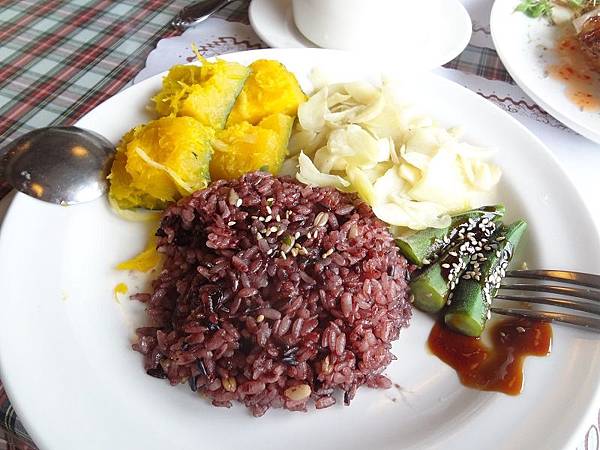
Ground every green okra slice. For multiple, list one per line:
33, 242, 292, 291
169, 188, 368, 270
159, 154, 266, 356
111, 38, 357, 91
395, 205, 505, 266
410, 212, 503, 313
444, 220, 528, 337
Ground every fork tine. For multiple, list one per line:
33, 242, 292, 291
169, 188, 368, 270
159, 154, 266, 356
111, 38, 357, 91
492, 307, 600, 331
495, 294, 600, 316
499, 283, 600, 302
505, 270, 600, 289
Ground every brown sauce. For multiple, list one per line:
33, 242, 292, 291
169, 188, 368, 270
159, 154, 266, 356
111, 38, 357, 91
428, 318, 552, 395
548, 34, 600, 112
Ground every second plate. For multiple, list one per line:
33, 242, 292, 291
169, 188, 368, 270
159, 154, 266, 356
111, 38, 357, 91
491, 0, 600, 144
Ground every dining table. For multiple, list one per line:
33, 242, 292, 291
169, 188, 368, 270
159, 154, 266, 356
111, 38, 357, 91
0, 0, 599, 449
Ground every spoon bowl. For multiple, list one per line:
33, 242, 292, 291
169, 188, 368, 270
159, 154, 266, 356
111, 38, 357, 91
1, 126, 115, 205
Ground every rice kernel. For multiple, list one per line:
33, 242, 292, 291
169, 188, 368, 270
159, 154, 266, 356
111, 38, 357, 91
284, 384, 311, 401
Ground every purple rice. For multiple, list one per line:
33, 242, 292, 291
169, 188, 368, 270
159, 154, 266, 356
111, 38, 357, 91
133, 172, 412, 416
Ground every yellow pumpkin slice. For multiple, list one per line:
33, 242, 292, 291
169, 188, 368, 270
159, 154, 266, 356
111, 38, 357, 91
116, 235, 162, 272
153, 60, 251, 129
210, 113, 294, 181
108, 142, 166, 210
108, 116, 214, 209
227, 59, 306, 126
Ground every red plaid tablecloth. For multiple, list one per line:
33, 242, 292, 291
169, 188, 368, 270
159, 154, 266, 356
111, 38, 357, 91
0, 1, 243, 448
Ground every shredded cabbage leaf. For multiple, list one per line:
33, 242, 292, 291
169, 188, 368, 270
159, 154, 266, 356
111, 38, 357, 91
288, 79, 502, 230
297, 152, 350, 190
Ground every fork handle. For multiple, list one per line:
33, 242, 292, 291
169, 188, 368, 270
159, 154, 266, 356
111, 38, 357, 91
506, 270, 600, 289
492, 307, 600, 332
171, 0, 240, 30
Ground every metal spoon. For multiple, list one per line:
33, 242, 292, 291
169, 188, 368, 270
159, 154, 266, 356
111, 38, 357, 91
171, 0, 244, 30
0, 126, 115, 205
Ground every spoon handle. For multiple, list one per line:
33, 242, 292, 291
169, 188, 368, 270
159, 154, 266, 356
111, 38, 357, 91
171, 0, 244, 30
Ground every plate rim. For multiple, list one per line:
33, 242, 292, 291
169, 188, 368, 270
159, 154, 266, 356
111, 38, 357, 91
248, 0, 315, 49
0, 47, 599, 450
490, 0, 600, 144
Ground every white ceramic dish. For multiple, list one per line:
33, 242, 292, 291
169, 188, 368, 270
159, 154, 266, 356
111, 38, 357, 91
249, 0, 472, 70
491, 0, 600, 144
0, 48, 599, 450
290, 0, 441, 52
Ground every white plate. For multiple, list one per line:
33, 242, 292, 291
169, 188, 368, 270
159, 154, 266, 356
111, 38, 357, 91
491, 0, 600, 144
0, 48, 599, 450
248, 0, 472, 70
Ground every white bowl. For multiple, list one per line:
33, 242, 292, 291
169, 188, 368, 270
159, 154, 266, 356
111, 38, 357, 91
291, 0, 441, 52
249, 0, 472, 70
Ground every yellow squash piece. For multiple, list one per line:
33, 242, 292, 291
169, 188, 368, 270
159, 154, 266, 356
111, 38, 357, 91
116, 235, 162, 272
113, 282, 128, 303
108, 149, 165, 210
226, 59, 306, 126
211, 113, 294, 180
108, 116, 214, 209
153, 60, 251, 129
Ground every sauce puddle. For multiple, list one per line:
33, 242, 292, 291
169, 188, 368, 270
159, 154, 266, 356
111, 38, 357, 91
548, 33, 600, 112
428, 318, 552, 395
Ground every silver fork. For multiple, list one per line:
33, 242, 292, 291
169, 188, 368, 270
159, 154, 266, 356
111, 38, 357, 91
171, 0, 246, 30
492, 270, 600, 331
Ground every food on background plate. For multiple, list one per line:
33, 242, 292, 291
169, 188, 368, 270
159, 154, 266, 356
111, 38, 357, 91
578, 13, 600, 71
286, 78, 502, 231
516, 0, 600, 111
133, 172, 412, 415
516, 0, 599, 24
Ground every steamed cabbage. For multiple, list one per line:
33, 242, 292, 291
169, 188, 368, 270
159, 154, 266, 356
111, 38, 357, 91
290, 78, 501, 230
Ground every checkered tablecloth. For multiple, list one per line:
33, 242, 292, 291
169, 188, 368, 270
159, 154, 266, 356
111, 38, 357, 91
1, 1, 599, 449
0, 1, 244, 448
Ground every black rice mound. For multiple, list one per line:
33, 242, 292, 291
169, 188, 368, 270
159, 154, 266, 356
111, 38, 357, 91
133, 172, 412, 416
